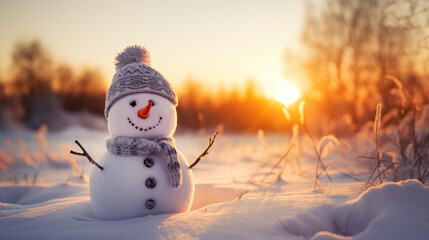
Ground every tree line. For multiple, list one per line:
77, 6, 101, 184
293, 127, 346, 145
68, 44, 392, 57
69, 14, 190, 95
0, 40, 107, 130
0, 40, 296, 132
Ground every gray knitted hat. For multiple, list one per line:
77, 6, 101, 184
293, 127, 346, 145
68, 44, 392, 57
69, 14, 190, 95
105, 45, 178, 118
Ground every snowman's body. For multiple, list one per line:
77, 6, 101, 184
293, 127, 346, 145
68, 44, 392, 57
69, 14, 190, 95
89, 90, 194, 220
90, 151, 194, 220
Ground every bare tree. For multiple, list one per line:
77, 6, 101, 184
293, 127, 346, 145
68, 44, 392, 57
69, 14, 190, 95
11, 40, 53, 95
300, 0, 429, 132
9, 40, 65, 129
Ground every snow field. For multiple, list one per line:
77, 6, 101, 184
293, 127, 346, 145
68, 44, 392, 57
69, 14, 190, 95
1, 121, 429, 239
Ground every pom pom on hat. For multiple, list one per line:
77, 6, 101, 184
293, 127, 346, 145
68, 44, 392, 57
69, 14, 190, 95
115, 45, 151, 70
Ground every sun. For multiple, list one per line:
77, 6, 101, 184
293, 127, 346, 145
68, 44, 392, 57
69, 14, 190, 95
274, 80, 301, 107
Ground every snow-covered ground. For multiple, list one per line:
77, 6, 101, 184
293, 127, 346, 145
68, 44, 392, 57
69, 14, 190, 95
1, 125, 429, 239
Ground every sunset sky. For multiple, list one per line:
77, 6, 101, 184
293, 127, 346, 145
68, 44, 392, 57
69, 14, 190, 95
0, 0, 307, 96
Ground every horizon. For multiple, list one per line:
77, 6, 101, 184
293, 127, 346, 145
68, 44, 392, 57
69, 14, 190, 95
0, 0, 306, 97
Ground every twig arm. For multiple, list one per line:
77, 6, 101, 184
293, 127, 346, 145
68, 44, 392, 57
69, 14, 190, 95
189, 131, 218, 169
69, 151, 86, 156
70, 140, 104, 171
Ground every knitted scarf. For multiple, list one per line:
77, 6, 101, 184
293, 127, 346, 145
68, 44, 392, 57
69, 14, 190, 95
105, 136, 181, 188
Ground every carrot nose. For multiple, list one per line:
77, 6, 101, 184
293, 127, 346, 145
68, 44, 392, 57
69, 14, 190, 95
138, 102, 152, 119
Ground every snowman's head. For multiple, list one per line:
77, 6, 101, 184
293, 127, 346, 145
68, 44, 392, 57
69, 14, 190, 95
108, 93, 177, 139
105, 46, 179, 139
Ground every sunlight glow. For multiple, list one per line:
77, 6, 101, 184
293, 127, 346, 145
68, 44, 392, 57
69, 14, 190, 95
274, 81, 301, 107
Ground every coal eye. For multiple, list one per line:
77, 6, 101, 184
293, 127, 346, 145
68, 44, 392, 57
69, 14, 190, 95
149, 100, 155, 106
130, 100, 136, 107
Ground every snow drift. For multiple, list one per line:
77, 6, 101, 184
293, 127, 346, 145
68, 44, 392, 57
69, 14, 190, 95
281, 180, 429, 240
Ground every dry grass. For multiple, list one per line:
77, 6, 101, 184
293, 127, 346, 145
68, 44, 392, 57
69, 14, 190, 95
235, 190, 249, 200
23, 171, 39, 189
364, 103, 385, 184
300, 101, 335, 191
260, 143, 295, 184
392, 105, 429, 183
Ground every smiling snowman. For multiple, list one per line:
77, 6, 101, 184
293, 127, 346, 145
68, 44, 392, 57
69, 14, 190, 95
87, 45, 194, 220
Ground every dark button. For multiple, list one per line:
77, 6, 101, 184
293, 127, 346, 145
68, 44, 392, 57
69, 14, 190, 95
145, 177, 157, 189
143, 158, 154, 168
145, 199, 156, 209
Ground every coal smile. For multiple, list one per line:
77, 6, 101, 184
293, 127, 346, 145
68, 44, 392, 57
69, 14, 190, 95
127, 116, 163, 132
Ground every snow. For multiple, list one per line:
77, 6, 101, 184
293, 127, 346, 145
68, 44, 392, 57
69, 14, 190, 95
1, 121, 429, 239
282, 180, 429, 240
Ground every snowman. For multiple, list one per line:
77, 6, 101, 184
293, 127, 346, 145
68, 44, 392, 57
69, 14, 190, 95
72, 46, 194, 220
